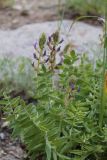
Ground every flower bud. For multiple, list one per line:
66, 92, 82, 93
70, 82, 75, 90
33, 42, 37, 49
59, 38, 64, 44
45, 58, 49, 63
57, 46, 61, 52
48, 36, 51, 42
33, 53, 38, 60
43, 50, 47, 56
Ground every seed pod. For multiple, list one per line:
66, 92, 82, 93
33, 42, 37, 49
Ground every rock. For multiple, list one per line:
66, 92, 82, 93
0, 133, 5, 140
1, 121, 9, 129
0, 20, 103, 61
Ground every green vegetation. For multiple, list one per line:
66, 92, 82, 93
66, 0, 106, 16
0, 1, 107, 159
1, 31, 107, 160
0, 57, 35, 97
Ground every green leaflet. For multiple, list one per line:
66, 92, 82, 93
45, 136, 52, 160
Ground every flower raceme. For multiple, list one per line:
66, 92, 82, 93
32, 32, 65, 72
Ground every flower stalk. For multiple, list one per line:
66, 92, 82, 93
99, 13, 107, 128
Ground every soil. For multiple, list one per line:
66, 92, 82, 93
0, 91, 37, 160
0, 0, 102, 30
0, 112, 25, 160
0, 0, 65, 30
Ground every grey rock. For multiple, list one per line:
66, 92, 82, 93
0, 133, 5, 140
0, 20, 103, 61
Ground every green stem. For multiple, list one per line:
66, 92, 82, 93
58, 0, 66, 32
68, 15, 99, 33
99, 9, 107, 128
99, 47, 106, 128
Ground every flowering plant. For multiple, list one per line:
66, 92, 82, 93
2, 31, 107, 160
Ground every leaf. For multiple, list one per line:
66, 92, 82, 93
0, 100, 8, 105
30, 143, 43, 151
63, 44, 70, 54
45, 136, 52, 160
57, 153, 71, 160
70, 50, 78, 62
70, 50, 76, 58
53, 150, 57, 160
70, 150, 85, 156
64, 57, 71, 65
42, 64, 47, 72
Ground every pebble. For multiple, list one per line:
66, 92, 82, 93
0, 133, 5, 140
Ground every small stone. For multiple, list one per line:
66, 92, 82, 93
0, 149, 5, 156
0, 133, 5, 140
2, 121, 9, 128
12, 19, 19, 24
